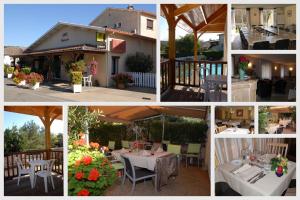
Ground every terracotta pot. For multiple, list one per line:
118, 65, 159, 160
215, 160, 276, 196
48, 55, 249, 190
116, 83, 126, 89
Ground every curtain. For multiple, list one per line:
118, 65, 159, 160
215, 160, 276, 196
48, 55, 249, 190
260, 60, 272, 79
215, 138, 285, 166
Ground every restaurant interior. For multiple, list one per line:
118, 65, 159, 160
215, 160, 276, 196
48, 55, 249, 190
231, 4, 296, 50
231, 54, 296, 102
215, 106, 254, 134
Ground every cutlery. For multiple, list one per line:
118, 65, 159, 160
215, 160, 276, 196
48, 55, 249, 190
247, 171, 263, 182
230, 164, 244, 173
250, 173, 266, 184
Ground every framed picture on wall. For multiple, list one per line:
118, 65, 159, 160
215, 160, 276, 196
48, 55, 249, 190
236, 109, 243, 117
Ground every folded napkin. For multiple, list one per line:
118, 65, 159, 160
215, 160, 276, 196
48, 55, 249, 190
232, 163, 252, 174
156, 147, 164, 153
238, 166, 262, 181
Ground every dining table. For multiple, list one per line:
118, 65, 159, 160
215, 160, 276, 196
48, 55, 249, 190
216, 154, 296, 196
28, 159, 48, 188
218, 128, 250, 134
240, 27, 296, 49
266, 123, 280, 134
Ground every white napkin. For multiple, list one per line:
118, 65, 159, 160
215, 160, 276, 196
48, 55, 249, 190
238, 166, 262, 181
156, 147, 164, 153
232, 163, 252, 174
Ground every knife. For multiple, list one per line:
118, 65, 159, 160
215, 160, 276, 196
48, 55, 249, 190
250, 173, 266, 184
247, 171, 263, 182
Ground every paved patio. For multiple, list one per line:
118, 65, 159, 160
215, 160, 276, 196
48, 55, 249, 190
4, 78, 156, 102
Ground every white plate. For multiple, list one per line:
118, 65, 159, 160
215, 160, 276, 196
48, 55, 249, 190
231, 159, 242, 166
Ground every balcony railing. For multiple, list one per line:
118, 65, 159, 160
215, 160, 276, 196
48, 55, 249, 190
4, 149, 63, 180
161, 59, 227, 94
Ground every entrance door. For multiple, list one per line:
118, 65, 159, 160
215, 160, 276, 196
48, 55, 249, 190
53, 55, 61, 79
111, 56, 119, 75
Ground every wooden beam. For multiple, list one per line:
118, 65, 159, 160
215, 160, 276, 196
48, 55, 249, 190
195, 5, 227, 31
198, 30, 207, 39
200, 5, 207, 24
178, 15, 196, 30
174, 4, 200, 16
161, 5, 170, 22
44, 107, 51, 160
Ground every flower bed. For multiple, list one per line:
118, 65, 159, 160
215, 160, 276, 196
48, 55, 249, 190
68, 134, 117, 196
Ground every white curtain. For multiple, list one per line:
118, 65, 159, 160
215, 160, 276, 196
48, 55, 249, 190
260, 60, 272, 79
215, 138, 285, 166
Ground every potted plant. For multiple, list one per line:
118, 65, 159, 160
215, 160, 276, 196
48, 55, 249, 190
238, 56, 249, 80
13, 72, 27, 86
21, 66, 31, 75
71, 71, 83, 93
111, 73, 133, 89
27, 72, 44, 90
6, 66, 14, 78
271, 155, 288, 177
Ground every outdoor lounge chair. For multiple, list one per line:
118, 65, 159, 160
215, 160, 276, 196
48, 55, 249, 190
15, 157, 31, 186
122, 156, 157, 193
184, 143, 201, 168
167, 144, 182, 166
34, 159, 56, 193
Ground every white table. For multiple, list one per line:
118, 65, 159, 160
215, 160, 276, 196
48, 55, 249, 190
28, 159, 48, 188
205, 75, 227, 101
216, 155, 296, 196
218, 128, 249, 134
112, 149, 171, 171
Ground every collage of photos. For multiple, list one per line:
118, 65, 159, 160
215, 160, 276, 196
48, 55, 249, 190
1, 1, 298, 199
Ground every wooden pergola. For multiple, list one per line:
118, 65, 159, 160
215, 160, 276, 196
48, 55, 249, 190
161, 4, 227, 90
4, 106, 62, 159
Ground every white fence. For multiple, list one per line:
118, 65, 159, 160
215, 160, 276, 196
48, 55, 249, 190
127, 72, 156, 88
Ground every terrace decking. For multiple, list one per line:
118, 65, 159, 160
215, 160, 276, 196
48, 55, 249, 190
4, 174, 63, 196
105, 165, 210, 196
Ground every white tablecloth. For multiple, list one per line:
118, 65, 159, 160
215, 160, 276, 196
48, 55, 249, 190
266, 124, 280, 134
112, 149, 171, 171
216, 156, 296, 196
222, 121, 241, 127
218, 128, 249, 134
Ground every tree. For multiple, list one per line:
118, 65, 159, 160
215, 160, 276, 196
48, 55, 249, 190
4, 126, 23, 154
175, 34, 200, 57
125, 52, 153, 72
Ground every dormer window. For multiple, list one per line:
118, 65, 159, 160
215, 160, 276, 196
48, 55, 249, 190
146, 19, 153, 30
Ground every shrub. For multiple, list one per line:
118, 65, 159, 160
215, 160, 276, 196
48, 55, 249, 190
13, 72, 27, 85
6, 66, 14, 74
111, 73, 133, 85
70, 71, 83, 85
126, 52, 153, 72
66, 60, 86, 72
202, 51, 224, 61
68, 135, 117, 196
21, 67, 31, 75
27, 72, 44, 85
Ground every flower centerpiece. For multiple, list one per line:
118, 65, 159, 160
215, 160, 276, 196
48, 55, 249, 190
271, 154, 288, 177
238, 56, 249, 80
27, 72, 44, 90
68, 133, 117, 196
111, 73, 133, 89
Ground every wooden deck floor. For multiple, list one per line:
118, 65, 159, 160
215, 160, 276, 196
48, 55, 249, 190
5, 174, 63, 196
161, 86, 204, 102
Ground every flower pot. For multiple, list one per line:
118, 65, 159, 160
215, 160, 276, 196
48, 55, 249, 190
128, 82, 134, 87
7, 73, 13, 78
31, 82, 40, 90
116, 83, 126, 89
73, 84, 82, 93
239, 69, 245, 80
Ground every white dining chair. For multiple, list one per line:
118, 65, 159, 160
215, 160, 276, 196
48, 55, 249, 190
267, 143, 288, 157
34, 159, 56, 193
15, 156, 31, 186
83, 75, 92, 87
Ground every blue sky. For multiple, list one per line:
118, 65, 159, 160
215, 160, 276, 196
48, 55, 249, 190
4, 111, 63, 134
4, 4, 156, 46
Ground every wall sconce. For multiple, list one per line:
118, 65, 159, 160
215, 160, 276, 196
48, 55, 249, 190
274, 66, 277, 70
248, 62, 252, 68
289, 67, 293, 71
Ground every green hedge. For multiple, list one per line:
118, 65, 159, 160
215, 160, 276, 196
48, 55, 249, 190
89, 120, 208, 148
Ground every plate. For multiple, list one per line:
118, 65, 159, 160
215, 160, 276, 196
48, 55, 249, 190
231, 159, 242, 166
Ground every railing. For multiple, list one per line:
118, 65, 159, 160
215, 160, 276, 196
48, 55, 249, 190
127, 72, 156, 88
161, 59, 227, 94
4, 149, 63, 180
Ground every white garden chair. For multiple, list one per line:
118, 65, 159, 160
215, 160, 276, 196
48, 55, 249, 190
15, 156, 31, 186
83, 75, 92, 87
34, 159, 56, 193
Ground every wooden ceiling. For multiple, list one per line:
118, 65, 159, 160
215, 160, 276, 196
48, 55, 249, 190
161, 4, 227, 33
4, 106, 62, 120
88, 106, 208, 123
269, 106, 293, 113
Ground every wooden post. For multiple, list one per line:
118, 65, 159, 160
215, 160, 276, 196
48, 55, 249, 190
167, 5, 176, 89
44, 107, 51, 160
193, 30, 198, 61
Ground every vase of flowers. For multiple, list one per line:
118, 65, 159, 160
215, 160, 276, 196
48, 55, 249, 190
271, 154, 288, 177
238, 56, 249, 80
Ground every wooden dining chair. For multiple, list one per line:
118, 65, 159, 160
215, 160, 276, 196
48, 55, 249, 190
267, 143, 288, 157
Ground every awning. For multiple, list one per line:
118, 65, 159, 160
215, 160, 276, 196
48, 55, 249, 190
88, 106, 208, 123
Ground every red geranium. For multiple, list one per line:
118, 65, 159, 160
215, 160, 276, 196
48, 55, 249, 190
73, 139, 86, 146
239, 56, 249, 63
77, 189, 90, 196
82, 156, 93, 165
75, 172, 84, 180
88, 168, 100, 181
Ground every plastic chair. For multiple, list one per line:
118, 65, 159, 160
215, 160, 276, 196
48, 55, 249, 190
184, 143, 201, 168
34, 159, 56, 193
167, 144, 182, 166
83, 75, 92, 87
15, 157, 31, 186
